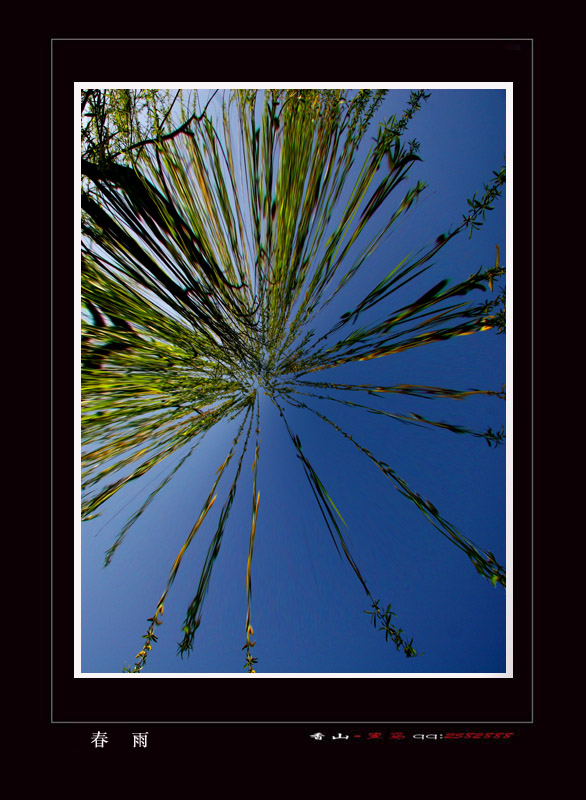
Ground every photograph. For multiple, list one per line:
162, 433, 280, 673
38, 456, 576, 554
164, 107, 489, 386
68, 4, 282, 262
79, 84, 508, 677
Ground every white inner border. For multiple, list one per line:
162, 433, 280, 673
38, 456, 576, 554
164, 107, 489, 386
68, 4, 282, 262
74, 81, 513, 679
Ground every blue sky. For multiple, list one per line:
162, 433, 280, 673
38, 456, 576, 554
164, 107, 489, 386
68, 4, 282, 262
79, 86, 508, 675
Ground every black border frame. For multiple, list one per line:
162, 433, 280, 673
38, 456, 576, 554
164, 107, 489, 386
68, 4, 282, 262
47, 37, 533, 753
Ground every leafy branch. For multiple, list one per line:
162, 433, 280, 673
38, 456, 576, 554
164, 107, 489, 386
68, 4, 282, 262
364, 600, 422, 658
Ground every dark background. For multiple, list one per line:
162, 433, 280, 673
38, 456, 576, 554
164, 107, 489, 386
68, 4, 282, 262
40, 35, 533, 753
